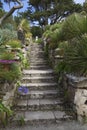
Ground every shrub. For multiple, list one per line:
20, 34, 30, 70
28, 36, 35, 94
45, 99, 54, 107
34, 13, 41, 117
62, 13, 87, 40
7, 40, 21, 49
0, 29, 17, 45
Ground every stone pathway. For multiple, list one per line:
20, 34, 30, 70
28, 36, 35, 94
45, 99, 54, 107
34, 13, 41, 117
1, 121, 87, 130
10, 43, 75, 126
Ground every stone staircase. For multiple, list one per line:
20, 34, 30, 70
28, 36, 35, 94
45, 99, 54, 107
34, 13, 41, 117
12, 43, 74, 125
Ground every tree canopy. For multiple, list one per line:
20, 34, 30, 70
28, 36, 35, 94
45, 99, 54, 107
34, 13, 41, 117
21, 0, 82, 26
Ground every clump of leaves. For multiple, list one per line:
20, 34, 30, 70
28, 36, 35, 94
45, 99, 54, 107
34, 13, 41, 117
7, 40, 21, 48
0, 29, 17, 45
56, 35, 87, 76
62, 13, 87, 40
18, 116, 25, 126
0, 52, 15, 60
0, 100, 13, 126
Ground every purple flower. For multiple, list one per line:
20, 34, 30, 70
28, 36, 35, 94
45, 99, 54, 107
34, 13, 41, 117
18, 86, 29, 94
0, 60, 16, 64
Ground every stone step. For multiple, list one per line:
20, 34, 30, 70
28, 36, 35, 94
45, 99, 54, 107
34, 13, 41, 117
30, 50, 44, 53
20, 83, 57, 90
30, 65, 50, 70
30, 59, 47, 63
14, 99, 63, 111
30, 47, 43, 52
30, 61, 47, 64
30, 62, 47, 66
29, 57, 46, 60
12, 110, 73, 125
21, 76, 56, 83
23, 69, 54, 76
30, 48, 43, 50
16, 90, 58, 100
30, 53, 45, 57
30, 51, 45, 54
30, 45, 43, 48
29, 55, 45, 58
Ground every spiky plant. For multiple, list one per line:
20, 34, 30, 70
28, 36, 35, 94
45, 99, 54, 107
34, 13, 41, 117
57, 35, 87, 76
62, 13, 87, 40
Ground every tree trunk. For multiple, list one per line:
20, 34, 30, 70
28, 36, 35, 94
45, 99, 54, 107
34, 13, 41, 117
0, 0, 23, 25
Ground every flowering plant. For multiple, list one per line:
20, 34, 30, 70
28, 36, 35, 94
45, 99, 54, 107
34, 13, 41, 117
0, 59, 16, 64
18, 86, 29, 94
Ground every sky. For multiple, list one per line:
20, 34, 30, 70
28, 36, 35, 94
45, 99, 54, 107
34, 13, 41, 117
3, 0, 85, 16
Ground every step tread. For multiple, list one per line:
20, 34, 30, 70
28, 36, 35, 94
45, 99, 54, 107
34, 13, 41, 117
21, 82, 57, 87
17, 90, 58, 95
16, 99, 62, 106
23, 69, 54, 74
14, 110, 68, 121
22, 76, 54, 80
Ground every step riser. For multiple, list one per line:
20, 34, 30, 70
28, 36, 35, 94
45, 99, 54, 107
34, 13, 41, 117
18, 86, 57, 91
23, 73, 54, 77
21, 79, 56, 83
30, 51, 44, 52
16, 93, 58, 100
14, 104, 63, 111
12, 119, 56, 126
30, 62, 47, 65
30, 53, 45, 56
29, 54, 45, 56
30, 60, 47, 63
29, 55, 45, 58
30, 58, 46, 60
30, 62, 47, 66
30, 67, 50, 70
11, 116, 73, 126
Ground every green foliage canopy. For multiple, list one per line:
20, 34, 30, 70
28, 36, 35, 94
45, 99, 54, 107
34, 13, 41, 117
21, 0, 82, 26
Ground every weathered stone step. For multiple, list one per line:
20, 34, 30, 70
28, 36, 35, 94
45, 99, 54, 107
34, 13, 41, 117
30, 65, 50, 70
14, 99, 63, 111
30, 48, 43, 50
30, 62, 47, 66
30, 61, 47, 64
16, 90, 58, 99
21, 76, 56, 83
20, 83, 57, 90
30, 45, 43, 49
30, 49, 43, 51
30, 59, 47, 62
30, 51, 45, 54
30, 57, 46, 60
23, 69, 54, 75
12, 110, 73, 125
30, 50, 44, 53
30, 53, 44, 56
29, 55, 45, 58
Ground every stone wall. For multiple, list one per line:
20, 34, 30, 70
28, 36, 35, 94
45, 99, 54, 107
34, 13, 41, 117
2, 82, 17, 107
0, 82, 17, 124
62, 74, 87, 122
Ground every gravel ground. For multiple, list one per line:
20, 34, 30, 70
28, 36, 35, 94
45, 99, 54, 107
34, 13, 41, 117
1, 121, 87, 130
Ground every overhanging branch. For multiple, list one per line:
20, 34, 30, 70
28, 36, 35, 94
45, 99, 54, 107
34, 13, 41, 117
0, 0, 23, 25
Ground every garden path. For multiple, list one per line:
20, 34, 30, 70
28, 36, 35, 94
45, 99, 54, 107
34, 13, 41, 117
11, 43, 74, 124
